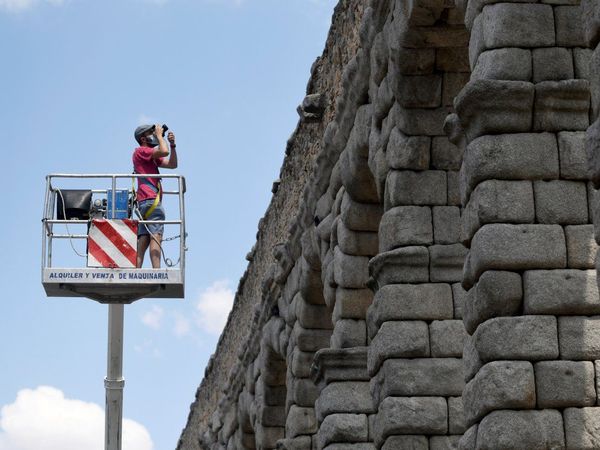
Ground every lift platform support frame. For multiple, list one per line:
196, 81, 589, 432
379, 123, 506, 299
41, 174, 187, 450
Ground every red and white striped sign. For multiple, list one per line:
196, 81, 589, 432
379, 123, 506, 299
87, 219, 138, 268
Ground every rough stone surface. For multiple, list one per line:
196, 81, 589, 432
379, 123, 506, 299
374, 397, 448, 446
466, 224, 567, 287
558, 316, 600, 360
378, 206, 432, 252
463, 361, 536, 426
523, 269, 600, 315
317, 414, 368, 450
535, 361, 596, 408
368, 321, 430, 376
473, 316, 559, 362
460, 133, 559, 204
564, 407, 600, 449
463, 271, 522, 335
533, 180, 588, 225
368, 284, 454, 337
476, 410, 565, 450
430, 320, 467, 358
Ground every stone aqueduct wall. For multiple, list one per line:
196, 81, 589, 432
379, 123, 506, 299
178, 1, 600, 449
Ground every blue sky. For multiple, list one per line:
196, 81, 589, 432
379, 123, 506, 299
0, 0, 337, 448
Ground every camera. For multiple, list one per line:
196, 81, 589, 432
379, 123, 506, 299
150, 124, 169, 137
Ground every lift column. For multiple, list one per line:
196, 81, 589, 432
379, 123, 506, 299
105, 303, 125, 450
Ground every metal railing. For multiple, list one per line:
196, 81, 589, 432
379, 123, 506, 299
42, 173, 187, 272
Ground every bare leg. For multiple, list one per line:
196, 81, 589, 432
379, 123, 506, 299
149, 233, 162, 268
137, 235, 150, 268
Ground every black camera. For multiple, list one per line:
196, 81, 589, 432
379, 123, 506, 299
150, 124, 169, 137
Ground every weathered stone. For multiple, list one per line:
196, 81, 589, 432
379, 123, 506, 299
430, 320, 467, 357
463, 361, 535, 426
333, 247, 369, 289
315, 382, 375, 422
533, 80, 590, 132
574, 48, 593, 80
448, 170, 460, 206
368, 321, 430, 376
476, 410, 565, 450
389, 47, 435, 76
466, 224, 566, 287
317, 414, 368, 450
430, 244, 467, 283
296, 296, 333, 330
333, 288, 372, 321
555, 5, 585, 47
559, 316, 600, 359
385, 170, 447, 208
286, 406, 317, 438
559, 131, 589, 180
291, 349, 315, 379
535, 361, 596, 408
431, 137, 462, 172
337, 220, 378, 257
564, 407, 600, 449
443, 72, 471, 106
436, 47, 469, 72
452, 282, 467, 320
430, 436, 461, 450
374, 397, 447, 446
461, 180, 535, 245
386, 128, 430, 170
481, 3, 555, 49
372, 358, 464, 404
532, 47, 574, 82
583, 0, 600, 47
340, 193, 383, 232
454, 80, 534, 142
460, 133, 559, 205
378, 206, 433, 252
534, 180, 588, 224
523, 270, 600, 315
458, 425, 477, 450
587, 117, 600, 188
255, 423, 284, 449
463, 335, 483, 382
368, 284, 454, 337
463, 271, 523, 335
339, 148, 379, 204
471, 48, 532, 82
293, 323, 332, 352
324, 445, 375, 450
369, 246, 430, 287
473, 315, 559, 362
565, 226, 597, 269
393, 73, 442, 108
291, 378, 319, 407
448, 397, 466, 435
330, 319, 366, 349
433, 206, 461, 245
382, 435, 428, 450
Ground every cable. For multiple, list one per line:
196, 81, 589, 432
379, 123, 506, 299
56, 188, 88, 258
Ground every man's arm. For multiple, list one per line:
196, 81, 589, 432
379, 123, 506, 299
151, 124, 170, 159
159, 131, 178, 169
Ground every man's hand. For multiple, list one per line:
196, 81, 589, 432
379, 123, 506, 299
167, 131, 176, 146
154, 123, 164, 139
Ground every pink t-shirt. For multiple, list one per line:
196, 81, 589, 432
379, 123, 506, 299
132, 146, 164, 202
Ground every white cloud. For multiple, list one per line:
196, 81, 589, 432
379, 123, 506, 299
195, 280, 234, 335
0, 0, 65, 13
0, 386, 152, 450
141, 306, 164, 330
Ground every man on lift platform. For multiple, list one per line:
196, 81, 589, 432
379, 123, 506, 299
133, 123, 178, 268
